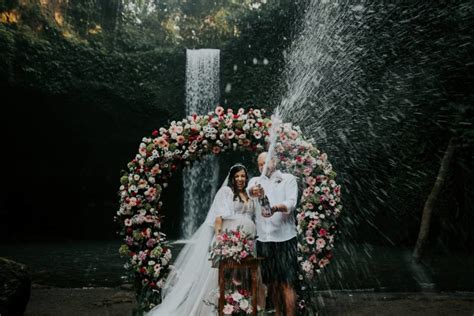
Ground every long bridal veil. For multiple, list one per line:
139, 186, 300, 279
146, 176, 234, 316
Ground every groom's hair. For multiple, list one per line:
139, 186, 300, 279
227, 164, 249, 202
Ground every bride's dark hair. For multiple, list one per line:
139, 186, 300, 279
227, 164, 249, 202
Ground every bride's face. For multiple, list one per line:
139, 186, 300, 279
233, 169, 247, 191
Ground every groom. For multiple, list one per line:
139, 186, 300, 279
247, 152, 298, 316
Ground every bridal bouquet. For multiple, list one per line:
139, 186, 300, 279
210, 226, 255, 266
223, 288, 253, 315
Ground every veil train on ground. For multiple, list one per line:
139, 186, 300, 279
146, 174, 235, 316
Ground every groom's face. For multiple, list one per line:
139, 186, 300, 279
258, 153, 276, 176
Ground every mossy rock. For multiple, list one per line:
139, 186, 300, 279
0, 257, 31, 316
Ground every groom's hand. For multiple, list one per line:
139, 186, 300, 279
250, 185, 264, 198
271, 204, 287, 213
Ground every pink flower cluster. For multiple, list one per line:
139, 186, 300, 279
223, 288, 253, 315
274, 123, 342, 280
210, 226, 255, 265
148, 106, 271, 163
116, 106, 272, 311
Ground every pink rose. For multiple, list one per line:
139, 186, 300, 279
176, 135, 185, 144
306, 177, 316, 186
223, 304, 234, 315
289, 130, 299, 140
316, 238, 326, 250
156, 137, 169, 149
215, 106, 225, 116
318, 258, 330, 268
303, 167, 313, 176
225, 130, 235, 139
303, 187, 314, 197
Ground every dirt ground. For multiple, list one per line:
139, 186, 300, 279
24, 286, 474, 316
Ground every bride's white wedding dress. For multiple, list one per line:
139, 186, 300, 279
146, 185, 256, 316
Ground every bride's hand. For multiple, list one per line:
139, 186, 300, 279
214, 216, 223, 235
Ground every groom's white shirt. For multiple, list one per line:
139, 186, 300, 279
247, 170, 298, 242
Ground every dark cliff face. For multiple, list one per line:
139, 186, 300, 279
0, 1, 473, 253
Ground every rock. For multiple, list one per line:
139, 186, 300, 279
31, 284, 50, 290
119, 283, 133, 291
109, 291, 134, 303
0, 257, 31, 316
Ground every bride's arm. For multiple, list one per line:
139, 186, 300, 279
214, 216, 223, 235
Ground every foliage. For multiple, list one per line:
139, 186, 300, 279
0, 0, 472, 254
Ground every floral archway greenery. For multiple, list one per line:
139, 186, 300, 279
116, 106, 342, 311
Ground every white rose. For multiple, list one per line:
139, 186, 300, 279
239, 299, 249, 310
231, 291, 243, 301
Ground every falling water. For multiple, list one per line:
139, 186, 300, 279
261, 110, 282, 177
278, 2, 364, 129
181, 49, 220, 238
275, 0, 473, 296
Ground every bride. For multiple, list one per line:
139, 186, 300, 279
146, 163, 259, 316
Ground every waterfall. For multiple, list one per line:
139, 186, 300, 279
181, 49, 221, 239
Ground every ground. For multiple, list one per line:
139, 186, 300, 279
24, 285, 474, 316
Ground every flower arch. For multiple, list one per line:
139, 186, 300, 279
116, 106, 342, 311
